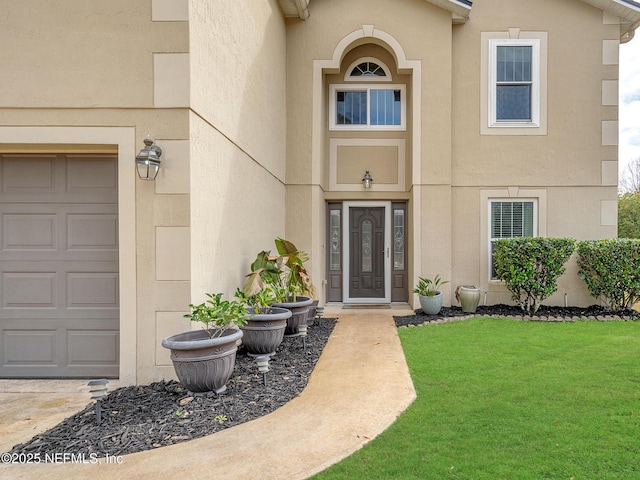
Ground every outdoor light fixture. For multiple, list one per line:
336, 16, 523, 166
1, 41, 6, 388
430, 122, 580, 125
88, 378, 109, 425
315, 306, 324, 327
362, 170, 373, 189
255, 355, 270, 386
299, 323, 308, 351
135, 135, 162, 180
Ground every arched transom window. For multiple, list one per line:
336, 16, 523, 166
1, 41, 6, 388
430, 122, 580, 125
344, 57, 392, 82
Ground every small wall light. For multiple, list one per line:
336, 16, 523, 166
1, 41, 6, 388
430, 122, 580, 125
135, 135, 162, 180
362, 170, 373, 189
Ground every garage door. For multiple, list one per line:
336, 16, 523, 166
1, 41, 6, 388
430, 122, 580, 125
0, 153, 119, 378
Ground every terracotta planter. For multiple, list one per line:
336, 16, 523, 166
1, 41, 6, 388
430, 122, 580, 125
161, 328, 243, 394
419, 292, 443, 315
241, 307, 291, 356
457, 285, 481, 313
273, 296, 313, 336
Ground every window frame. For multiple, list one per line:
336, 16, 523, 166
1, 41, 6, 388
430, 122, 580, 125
329, 84, 407, 131
488, 199, 538, 281
488, 38, 541, 128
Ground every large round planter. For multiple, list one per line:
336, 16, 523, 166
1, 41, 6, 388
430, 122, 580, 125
419, 292, 443, 315
161, 327, 243, 394
241, 307, 291, 356
457, 285, 481, 313
273, 296, 313, 336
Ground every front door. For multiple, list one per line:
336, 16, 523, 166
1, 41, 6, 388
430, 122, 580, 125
349, 207, 385, 299
342, 201, 391, 303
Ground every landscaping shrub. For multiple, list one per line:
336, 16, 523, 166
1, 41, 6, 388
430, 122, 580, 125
576, 238, 640, 311
493, 237, 576, 314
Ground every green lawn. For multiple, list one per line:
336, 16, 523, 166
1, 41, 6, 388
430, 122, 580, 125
313, 318, 640, 479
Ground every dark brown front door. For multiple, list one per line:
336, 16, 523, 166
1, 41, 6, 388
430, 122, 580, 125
349, 207, 385, 299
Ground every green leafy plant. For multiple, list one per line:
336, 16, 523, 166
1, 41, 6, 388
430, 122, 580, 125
411, 274, 449, 297
184, 292, 248, 338
235, 286, 277, 314
274, 238, 316, 300
242, 238, 316, 303
213, 414, 227, 424
493, 237, 575, 314
576, 238, 640, 311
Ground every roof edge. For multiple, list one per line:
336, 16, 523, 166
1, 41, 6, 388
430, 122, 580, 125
579, 0, 640, 39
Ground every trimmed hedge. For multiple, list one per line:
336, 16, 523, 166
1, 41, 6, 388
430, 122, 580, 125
576, 239, 640, 311
493, 237, 576, 314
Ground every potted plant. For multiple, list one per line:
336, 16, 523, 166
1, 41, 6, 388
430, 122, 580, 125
243, 238, 314, 336
412, 274, 449, 315
161, 293, 246, 394
455, 285, 481, 313
235, 287, 291, 357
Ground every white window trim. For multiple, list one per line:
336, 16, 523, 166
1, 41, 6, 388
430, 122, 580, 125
344, 57, 392, 81
488, 199, 538, 281
479, 188, 547, 291
480, 31, 548, 136
329, 84, 406, 131
488, 38, 540, 128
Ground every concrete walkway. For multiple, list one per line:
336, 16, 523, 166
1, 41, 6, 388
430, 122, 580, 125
0, 306, 416, 480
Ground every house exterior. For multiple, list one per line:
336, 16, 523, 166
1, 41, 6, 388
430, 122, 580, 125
0, 0, 638, 384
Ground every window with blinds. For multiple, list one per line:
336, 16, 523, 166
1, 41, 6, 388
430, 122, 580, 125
490, 200, 536, 278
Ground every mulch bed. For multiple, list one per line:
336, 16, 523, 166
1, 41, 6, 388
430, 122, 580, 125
394, 304, 640, 328
7, 318, 336, 458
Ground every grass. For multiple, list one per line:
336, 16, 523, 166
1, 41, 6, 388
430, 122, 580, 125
312, 318, 640, 479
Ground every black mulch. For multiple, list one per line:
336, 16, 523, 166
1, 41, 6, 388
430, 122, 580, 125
7, 318, 336, 458
394, 304, 640, 328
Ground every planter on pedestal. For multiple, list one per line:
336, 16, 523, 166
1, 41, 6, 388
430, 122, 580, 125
161, 328, 243, 394
241, 307, 291, 356
273, 296, 313, 336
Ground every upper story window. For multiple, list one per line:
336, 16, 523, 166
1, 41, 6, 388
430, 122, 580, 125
489, 39, 540, 127
329, 84, 406, 130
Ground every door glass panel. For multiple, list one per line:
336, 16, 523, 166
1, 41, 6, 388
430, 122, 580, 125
330, 210, 341, 270
361, 219, 373, 273
393, 209, 405, 270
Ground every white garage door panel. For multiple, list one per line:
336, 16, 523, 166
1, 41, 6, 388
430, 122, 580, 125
0, 154, 119, 378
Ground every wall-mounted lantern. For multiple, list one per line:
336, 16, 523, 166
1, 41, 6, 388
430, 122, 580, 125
362, 170, 373, 189
135, 136, 162, 180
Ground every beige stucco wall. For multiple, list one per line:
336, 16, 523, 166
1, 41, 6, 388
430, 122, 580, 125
0, 1, 187, 107
188, 0, 287, 302
286, 0, 453, 303
450, 0, 619, 306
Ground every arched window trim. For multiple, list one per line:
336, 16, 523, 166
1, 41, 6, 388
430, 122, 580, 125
344, 57, 392, 82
